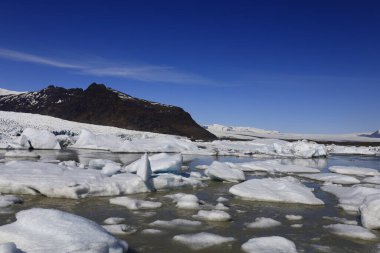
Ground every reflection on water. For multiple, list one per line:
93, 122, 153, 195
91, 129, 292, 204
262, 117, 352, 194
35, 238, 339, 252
0, 149, 380, 253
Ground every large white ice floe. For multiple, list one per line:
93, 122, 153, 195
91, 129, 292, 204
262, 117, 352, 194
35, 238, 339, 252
0, 208, 128, 253
323, 224, 377, 241
359, 194, 380, 230
241, 236, 298, 253
229, 177, 324, 205
192, 210, 231, 221
165, 193, 200, 209
109, 196, 162, 210
173, 232, 235, 250
19, 128, 61, 150
0, 195, 23, 208
245, 217, 281, 229
328, 166, 379, 177
205, 139, 327, 158
204, 161, 245, 182
149, 219, 202, 230
298, 173, 360, 185
227, 160, 320, 174
124, 153, 182, 173
0, 161, 150, 198
321, 184, 380, 213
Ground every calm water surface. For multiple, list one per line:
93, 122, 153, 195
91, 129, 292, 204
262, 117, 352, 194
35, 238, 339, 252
0, 150, 380, 253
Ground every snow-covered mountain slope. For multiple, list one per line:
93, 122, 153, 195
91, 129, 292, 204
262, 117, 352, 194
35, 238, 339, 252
0, 110, 164, 141
0, 88, 24, 96
206, 124, 380, 144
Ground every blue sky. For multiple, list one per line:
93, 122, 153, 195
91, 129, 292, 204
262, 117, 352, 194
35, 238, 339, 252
0, 0, 379, 133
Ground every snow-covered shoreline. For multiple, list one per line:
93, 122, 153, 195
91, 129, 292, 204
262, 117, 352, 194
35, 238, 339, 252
0, 111, 379, 157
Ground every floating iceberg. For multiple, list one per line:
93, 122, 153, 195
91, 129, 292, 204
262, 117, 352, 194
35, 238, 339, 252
245, 217, 281, 229
359, 194, 380, 230
329, 166, 379, 176
241, 236, 298, 253
0, 208, 128, 253
125, 153, 182, 173
19, 128, 61, 150
70, 129, 123, 150
324, 224, 377, 241
109, 196, 162, 210
298, 173, 360, 185
205, 161, 245, 182
229, 177, 324, 205
192, 210, 231, 222
149, 219, 202, 230
0, 161, 149, 198
165, 193, 200, 209
173, 232, 235, 250
321, 184, 380, 213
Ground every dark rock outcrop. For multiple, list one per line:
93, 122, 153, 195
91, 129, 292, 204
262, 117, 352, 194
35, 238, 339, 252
0, 83, 216, 140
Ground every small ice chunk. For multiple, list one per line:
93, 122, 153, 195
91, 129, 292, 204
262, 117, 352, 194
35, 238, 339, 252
324, 224, 377, 241
217, 196, 229, 202
329, 166, 379, 176
192, 210, 231, 222
149, 219, 202, 229
215, 203, 229, 210
205, 161, 245, 182
103, 217, 126, 225
291, 224, 303, 228
359, 194, 380, 229
141, 229, 163, 235
109, 197, 162, 210
285, 215, 303, 221
298, 173, 360, 185
245, 217, 281, 229
241, 236, 298, 253
165, 193, 200, 209
173, 232, 235, 250
229, 177, 324, 205
102, 224, 136, 235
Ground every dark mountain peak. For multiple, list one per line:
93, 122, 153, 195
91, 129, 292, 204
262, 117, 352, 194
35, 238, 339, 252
0, 83, 216, 140
86, 83, 108, 91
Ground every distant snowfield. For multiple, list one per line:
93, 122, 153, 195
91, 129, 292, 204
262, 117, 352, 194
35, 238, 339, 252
205, 124, 380, 144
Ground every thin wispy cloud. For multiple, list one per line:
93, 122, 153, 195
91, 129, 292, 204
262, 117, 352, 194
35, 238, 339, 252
0, 48, 84, 69
0, 47, 218, 85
